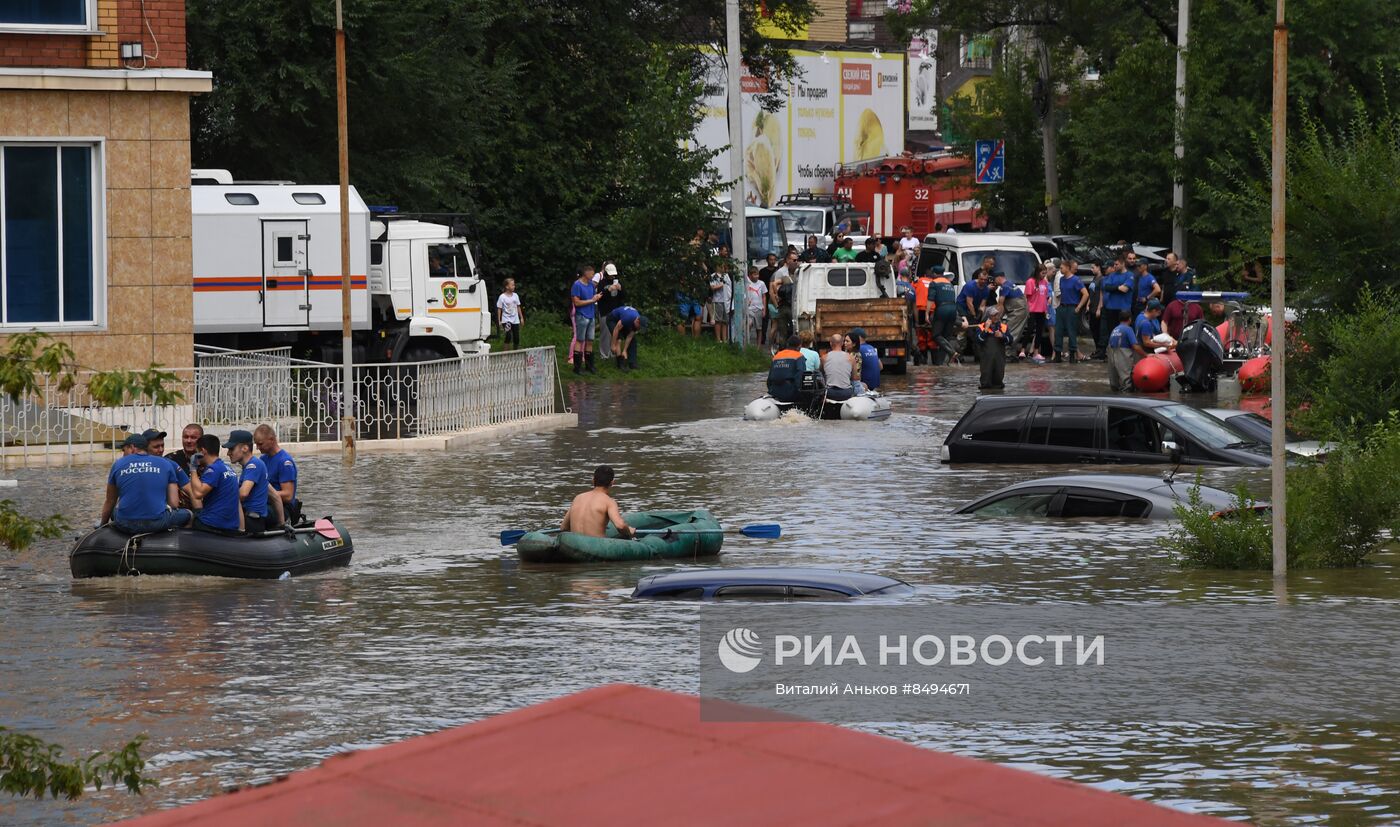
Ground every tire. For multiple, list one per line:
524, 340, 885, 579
886, 359, 908, 375
403, 347, 443, 364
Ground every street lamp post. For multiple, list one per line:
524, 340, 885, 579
335, 0, 355, 463
725, 0, 747, 347
1269, 0, 1288, 578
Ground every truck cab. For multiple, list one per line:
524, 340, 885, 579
917, 232, 1043, 288
711, 201, 789, 269
369, 218, 490, 359
793, 262, 908, 373
775, 193, 867, 248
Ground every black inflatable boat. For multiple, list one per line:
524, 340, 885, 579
69, 518, 353, 579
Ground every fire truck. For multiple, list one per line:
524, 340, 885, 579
833, 153, 986, 239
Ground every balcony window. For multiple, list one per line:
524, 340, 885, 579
0, 0, 97, 31
0, 143, 104, 328
960, 34, 995, 69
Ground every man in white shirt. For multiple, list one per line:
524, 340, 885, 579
898, 226, 921, 254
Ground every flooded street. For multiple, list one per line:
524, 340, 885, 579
3, 362, 1397, 825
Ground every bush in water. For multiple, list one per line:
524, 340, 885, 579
0, 730, 152, 800
1168, 420, 1400, 569
1293, 288, 1400, 442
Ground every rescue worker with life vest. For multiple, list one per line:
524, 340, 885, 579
911, 268, 937, 365
767, 334, 824, 415
976, 307, 1009, 390
928, 263, 960, 366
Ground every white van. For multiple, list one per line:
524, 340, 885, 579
916, 232, 1043, 288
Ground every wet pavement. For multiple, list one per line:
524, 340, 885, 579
1, 360, 1396, 825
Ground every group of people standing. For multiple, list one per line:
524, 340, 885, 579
100, 424, 301, 537
569, 262, 646, 373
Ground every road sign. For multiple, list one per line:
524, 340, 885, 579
974, 139, 1005, 184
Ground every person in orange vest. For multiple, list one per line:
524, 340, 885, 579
911, 268, 937, 365
766, 336, 810, 405
976, 307, 1009, 390
928, 264, 959, 365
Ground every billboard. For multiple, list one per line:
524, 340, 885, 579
695, 50, 905, 206
908, 56, 937, 130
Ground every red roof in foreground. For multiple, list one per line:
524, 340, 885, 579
122, 684, 1226, 826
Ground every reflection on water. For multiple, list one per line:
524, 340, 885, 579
1, 362, 1395, 825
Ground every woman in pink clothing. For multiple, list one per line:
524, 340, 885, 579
1024, 263, 1053, 362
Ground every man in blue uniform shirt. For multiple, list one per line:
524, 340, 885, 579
1106, 311, 1142, 392
141, 429, 193, 508
1135, 299, 1174, 351
189, 433, 243, 533
100, 433, 190, 533
1053, 260, 1089, 363
254, 424, 299, 526
225, 429, 282, 533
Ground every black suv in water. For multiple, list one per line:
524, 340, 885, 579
941, 396, 1271, 466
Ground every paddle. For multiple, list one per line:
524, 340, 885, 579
498, 523, 781, 547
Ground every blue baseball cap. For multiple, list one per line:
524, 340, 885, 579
120, 433, 148, 449
222, 429, 254, 449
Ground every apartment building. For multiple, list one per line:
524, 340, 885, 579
0, 0, 210, 370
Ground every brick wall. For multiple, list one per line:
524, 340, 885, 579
0, 0, 186, 71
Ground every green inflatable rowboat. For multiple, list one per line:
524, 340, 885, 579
517, 510, 723, 563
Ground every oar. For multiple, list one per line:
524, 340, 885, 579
498, 523, 781, 546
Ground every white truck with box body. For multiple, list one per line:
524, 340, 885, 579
191, 174, 489, 363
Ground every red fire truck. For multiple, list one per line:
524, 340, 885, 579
833, 153, 986, 239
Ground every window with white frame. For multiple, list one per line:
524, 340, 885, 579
0, 0, 96, 31
0, 143, 104, 327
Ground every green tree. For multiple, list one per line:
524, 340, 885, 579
0, 332, 171, 799
186, 0, 814, 317
1197, 100, 1400, 305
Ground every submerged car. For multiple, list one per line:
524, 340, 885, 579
632, 567, 914, 600
1204, 409, 1330, 458
941, 396, 1271, 466
954, 474, 1235, 519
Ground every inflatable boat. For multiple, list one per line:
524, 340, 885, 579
743, 392, 892, 422
517, 510, 723, 563
69, 518, 353, 579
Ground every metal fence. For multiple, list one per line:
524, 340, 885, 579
0, 346, 561, 466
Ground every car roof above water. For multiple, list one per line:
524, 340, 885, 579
633, 567, 911, 598
965, 395, 1182, 412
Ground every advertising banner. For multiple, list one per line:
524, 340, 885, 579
696, 50, 905, 206
908, 56, 937, 130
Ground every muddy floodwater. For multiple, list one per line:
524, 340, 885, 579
2, 362, 1397, 825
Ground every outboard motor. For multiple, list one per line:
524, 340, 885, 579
793, 369, 826, 417
1175, 319, 1225, 392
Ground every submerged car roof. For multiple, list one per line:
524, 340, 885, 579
633, 567, 910, 597
989, 473, 1230, 496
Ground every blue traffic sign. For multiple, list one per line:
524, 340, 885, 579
975, 139, 1005, 184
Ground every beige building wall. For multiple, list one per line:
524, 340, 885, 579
0, 88, 194, 371
808, 0, 848, 43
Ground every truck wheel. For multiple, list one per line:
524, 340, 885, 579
887, 360, 908, 375
404, 347, 442, 364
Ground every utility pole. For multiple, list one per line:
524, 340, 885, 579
726, 0, 748, 346
335, 0, 355, 463
1171, 0, 1189, 256
1269, 0, 1287, 579
1035, 37, 1062, 235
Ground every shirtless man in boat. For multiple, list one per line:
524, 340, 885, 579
561, 466, 636, 539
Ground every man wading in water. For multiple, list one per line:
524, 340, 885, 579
561, 466, 635, 539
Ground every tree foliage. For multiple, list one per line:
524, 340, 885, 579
187, 0, 814, 316
1168, 419, 1400, 569
1291, 288, 1400, 439
0, 730, 152, 800
889, 0, 1400, 271
1198, 99, 1400, 305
